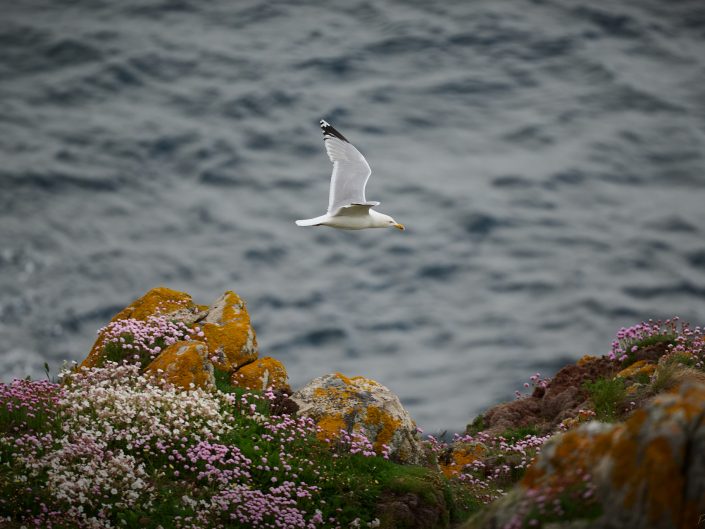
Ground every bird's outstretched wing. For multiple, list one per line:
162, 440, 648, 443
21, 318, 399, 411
320, 120, 374, 213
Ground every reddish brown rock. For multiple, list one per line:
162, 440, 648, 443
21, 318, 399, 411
479, 357, 618, 434
376, 489, 449, 529
481, 397, 543, 433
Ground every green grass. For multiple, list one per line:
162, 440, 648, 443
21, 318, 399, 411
0, 463, 56, 522
662, 351, 697, 368
499, 425, 540, 444
633, 372, 651, 385
465, 414, 485, 435
213, 367, 237, 393
633, 333, 677, 349
584, 377, 626, 422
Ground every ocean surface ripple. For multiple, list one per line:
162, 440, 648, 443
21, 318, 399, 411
1, 0, 704, 432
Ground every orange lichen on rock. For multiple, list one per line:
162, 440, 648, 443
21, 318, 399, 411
664, 381, 705, 421
201, 291, 258, 372
440, 443, 487, 478
81, 287, 199, 369
522, 426, 606, 489
291, 373, 423, 464
334, 372, 354, 385
310, 373, 378, 407
365, 405, 402, 452
144, 340, 215, 391
513, 383, 705, 529
230, 357, 289, 392
316, 414, 348, 441
110, 287, 194, 321
577, 355, 598, 366
616, 359, 656, 380
559, 408, 597, 430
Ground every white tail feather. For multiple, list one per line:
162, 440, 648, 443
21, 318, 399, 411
295, 216, 324, 227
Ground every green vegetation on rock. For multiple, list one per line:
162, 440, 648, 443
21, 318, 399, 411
583, 377, 626, 422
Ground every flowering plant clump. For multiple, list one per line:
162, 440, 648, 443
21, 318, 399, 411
609, 317, 704, 366
59, 363, 229, 452
327, 429, 390, 460
11, 315, 703, 528
33, 435, 155, 524
99, 315, 205, 367
0, 365, 441, 529
514, 372, 551, 399
428, 430, 552, 505
0, 378, 63, 434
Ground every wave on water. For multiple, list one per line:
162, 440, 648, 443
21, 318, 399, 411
1, 0, 705, 432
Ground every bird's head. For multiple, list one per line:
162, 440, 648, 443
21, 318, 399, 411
384, 215, 405, 231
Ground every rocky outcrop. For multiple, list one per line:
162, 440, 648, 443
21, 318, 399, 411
144, 341, 215, 391
78, 287, 265, 390
200, 291, 258, 372
463, 382, 705, 529
376, 489, 451, 529
80, 288, 259, 372
480, 356, 618, 434
291, 373, 423, 464
80, 287, 204, 369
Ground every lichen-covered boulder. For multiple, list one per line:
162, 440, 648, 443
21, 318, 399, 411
144, 340, 215, 391
463, 382, 705, 529
201, 291, 258, 372
79, 287, 259, 377
81, 287, 204, 369
291, 373, 423, 464
231, 357, 289, 392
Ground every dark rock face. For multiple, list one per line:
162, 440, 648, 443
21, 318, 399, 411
629, 342, 672, 364
268, 389, 299, 416
480, 356, 617, 434
376, 489, 448, 529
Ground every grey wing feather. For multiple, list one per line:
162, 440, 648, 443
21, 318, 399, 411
330, 203, 380, 217
320, 120, 373, 213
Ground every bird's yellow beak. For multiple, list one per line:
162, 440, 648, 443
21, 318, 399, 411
394, 223, 405, 231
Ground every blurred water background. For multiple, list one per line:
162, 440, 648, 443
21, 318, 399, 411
2, 0, 705, 433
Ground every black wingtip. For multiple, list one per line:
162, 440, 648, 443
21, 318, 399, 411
319, 119, 349, 143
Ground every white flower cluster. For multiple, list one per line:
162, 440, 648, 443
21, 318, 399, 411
40, 435, 153, 520
61, 363, 233, 450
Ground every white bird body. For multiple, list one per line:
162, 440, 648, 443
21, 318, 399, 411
295, 120, 404, 231
297, 206, 396, 230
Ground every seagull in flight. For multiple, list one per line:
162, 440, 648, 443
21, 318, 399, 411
295, 120, 405, 231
